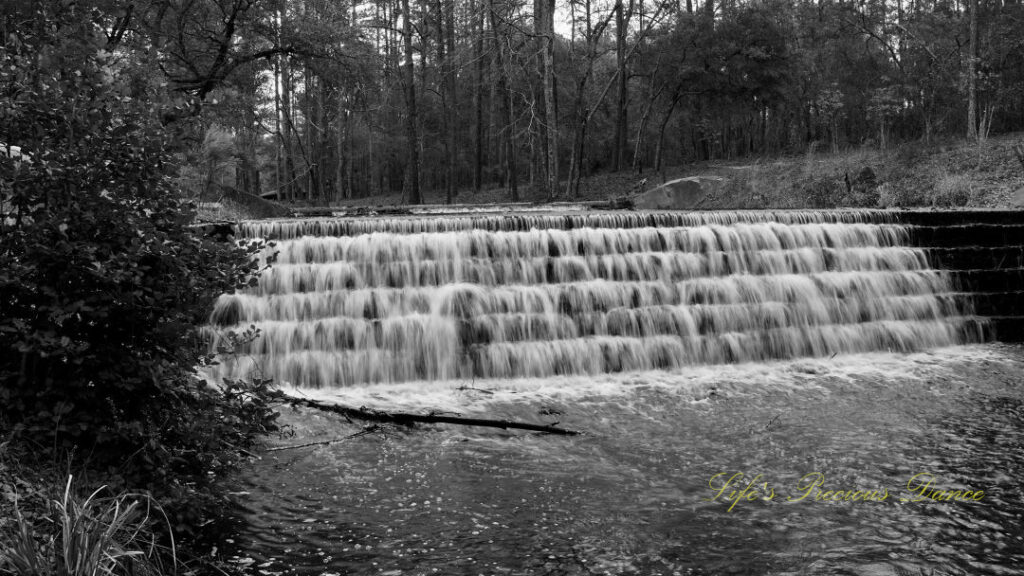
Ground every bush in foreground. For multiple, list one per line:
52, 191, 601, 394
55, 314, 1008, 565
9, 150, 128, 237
0, 0, 279, 560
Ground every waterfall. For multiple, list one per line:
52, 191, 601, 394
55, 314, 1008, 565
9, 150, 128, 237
207, 210, 986, 387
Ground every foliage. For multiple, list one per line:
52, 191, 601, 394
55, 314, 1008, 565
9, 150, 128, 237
0, 476, 171, 576
931, 172, 973, 207
176, 125, 238, 200
0, 0, 279, 545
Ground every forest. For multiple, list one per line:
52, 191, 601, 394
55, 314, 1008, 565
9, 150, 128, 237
160, 0, 1024, 204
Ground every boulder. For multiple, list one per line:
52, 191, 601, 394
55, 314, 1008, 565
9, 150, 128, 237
633, 176, 724, 210
1010, 187, 1024, 208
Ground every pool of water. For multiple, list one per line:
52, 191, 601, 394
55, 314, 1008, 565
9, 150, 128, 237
221, 344, 1024, 575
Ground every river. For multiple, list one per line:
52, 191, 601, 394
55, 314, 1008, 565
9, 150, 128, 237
220, 343, 1024, 576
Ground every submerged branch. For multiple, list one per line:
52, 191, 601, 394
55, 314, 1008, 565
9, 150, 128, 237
265, 425, 384, 451
282, 396, 581, 436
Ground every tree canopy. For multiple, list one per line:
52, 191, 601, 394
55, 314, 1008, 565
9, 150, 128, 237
7, 0, 1020, 205
40, 0, 1012, 204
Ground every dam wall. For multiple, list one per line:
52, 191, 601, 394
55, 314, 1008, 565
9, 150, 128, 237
201, 209, 1024, 388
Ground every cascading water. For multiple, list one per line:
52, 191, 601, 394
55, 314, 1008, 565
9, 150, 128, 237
205, 210, 986, 388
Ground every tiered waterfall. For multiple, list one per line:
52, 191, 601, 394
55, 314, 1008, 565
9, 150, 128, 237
206, 211, 986, 387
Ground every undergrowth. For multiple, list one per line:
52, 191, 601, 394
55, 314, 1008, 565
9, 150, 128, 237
704, 134, 1024, 209
0, 474, 172, 576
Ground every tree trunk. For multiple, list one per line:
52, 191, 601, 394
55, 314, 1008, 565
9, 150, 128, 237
488, 45, 499, 182
566, 0, 603, 197
402, 0, 422, 204
436, 0, 453, 203
273, 49, 282, 198
473, 0, 485, 194
488, 0, 518, 202
236, 46, 261, 196
283, 396, 580, 435
318, 78, 329, 202
534, 0, 549, 192
346, 109, 354, 198
572, 115, 590, 197
612, 0, 628, 172
335, 91, 346, 201
280, 55, 298, 203
446, 0, 457, 202
566, 110, 582, 198
303, 66, 318, 202
654, 90, 683, 173
541, 0, 558, 199
632, 68, 665, 174
967, 0, 978, 140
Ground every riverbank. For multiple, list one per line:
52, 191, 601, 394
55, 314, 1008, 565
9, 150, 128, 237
206, 133, 1024, 220
696, 133, 1024, 210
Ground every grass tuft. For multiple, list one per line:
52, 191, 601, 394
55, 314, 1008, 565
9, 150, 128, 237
931, 172, 973, 207
0, 476, 175, 576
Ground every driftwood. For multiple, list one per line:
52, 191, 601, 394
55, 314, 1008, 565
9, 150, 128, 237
282, 395, 581, 436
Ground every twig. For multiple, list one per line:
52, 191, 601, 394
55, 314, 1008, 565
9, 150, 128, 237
265, 425, 382, 452
219, 438, 260, 459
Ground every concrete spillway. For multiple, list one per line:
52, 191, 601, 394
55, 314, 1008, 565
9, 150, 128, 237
203, 209, 1024, 388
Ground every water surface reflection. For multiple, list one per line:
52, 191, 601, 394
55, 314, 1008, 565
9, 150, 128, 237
223, 344, 1024, 575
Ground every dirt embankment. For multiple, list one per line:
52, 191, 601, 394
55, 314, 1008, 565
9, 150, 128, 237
202, 133, 1024, 219
336, 133, 1024, 211
692, 133, 1024, 210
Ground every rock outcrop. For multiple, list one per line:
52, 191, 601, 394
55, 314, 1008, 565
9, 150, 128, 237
633, 176, 724, 210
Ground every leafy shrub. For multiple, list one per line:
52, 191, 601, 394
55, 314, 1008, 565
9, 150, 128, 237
877, 181, 926, 207
877, 183, 898, 208
800, 177, 843, 208
931, 172, 973, 207
0, 0, 278, 542
891, 140, 935, 166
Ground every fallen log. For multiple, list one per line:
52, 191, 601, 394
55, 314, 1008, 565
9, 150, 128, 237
282, 395, 581, 436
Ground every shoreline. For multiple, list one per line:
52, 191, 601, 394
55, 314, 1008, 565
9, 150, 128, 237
198, 133, 1024, 222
